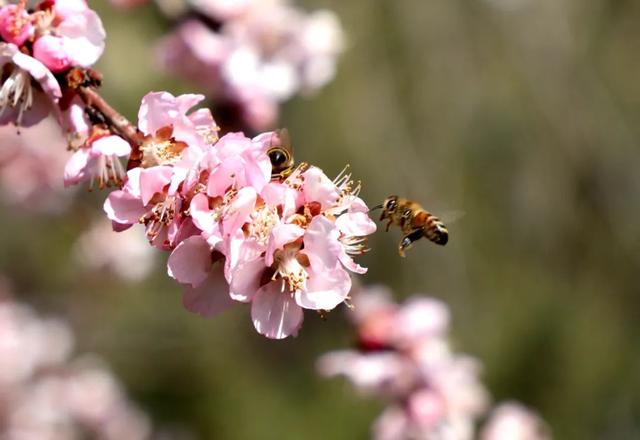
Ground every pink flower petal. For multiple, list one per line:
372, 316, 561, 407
229, 257, 265, 302
90, 135, 131, 157
302, 166, 339, 209
61, 96, 90, 136
139, 166, 172, 206
167, 236, 211, 287
240, 146, 271, 193
336, 212, 376, 236
189, 192, 216, 234
338, 251, 367, 275
183, 264, 234, 317
265, 223, 305, 267
122, 167, 142, 197
32, 35, 72, 73
54, 0, 89, 20
137, 91, 204, 147
57, 9, 106, 67
63, 148, 90, 187
9, 46, 62, 100
294, 265, 351, 310
222, 187, 256, 236
188, 107, 216, 130
251, 281, 304, 339
302, 216, 341, 270
175, 93, 205, 115
103, 190, 145, 225
261, 182, 299, 218
206, 157, 242, 197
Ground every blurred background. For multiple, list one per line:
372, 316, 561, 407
1, 0, 639, 438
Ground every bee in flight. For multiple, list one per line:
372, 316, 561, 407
266, 128, 302, 180
372, 195, 449, 257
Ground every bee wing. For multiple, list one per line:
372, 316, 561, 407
276, 128, 293, 153
439, 210, 466, 224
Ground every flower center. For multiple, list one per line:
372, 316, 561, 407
140, 139, 186, 168
140, 195, 178, 242
248, 204, 279, 246
273, 244, 308, 293
91, 153, 126, 190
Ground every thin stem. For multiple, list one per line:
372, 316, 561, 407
75, 86, 143, 170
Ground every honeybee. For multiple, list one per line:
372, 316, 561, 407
267, 128, 297, 180
373, 195, 449, 257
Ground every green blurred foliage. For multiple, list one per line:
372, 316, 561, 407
1, 0, 640, 438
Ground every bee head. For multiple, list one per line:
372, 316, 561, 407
378, 195, 398, 220
384, 195, 398, 212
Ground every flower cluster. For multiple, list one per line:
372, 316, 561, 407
0, 289, 151, 439
153, 0, 345, 131
317, 285, 550, 440
103, 91, 376, 338
0, 0, 105, 127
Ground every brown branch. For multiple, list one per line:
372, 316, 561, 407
75, 86, 143, 170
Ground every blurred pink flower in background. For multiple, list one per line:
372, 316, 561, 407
318, 285, 489, 439
318, 285, 551, 440
481, 402, 551, 440
73, 217, 157, 281
0, 284, 152, 439
0, 117, 74, 213
155, 0, 345, 131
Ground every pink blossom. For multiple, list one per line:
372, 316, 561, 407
0, 42, 62, 127
221, 165, 375, 339
0, 4, 33, 46
105, 91, 220, 248
32, 0, 106, 69
105, 92, 374, 339
64, 134, 131, 188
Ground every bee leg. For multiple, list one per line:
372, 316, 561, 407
385, 220, 393, 232
398, 229, 423, 257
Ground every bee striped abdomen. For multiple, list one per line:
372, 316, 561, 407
424, 216, 448, 245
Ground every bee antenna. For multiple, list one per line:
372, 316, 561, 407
369, 204, 383, 212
